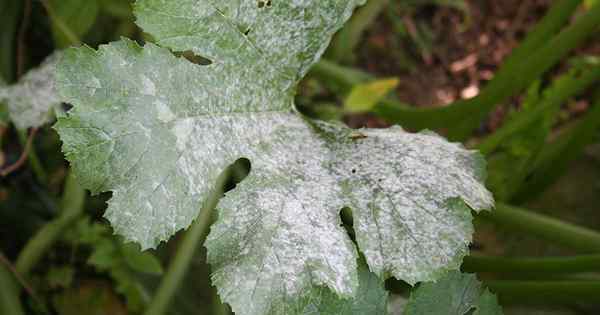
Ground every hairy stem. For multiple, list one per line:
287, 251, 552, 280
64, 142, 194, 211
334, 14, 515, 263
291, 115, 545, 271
144, 172, 229, 315
482, 203, 600, 253
15, 170, 86, 275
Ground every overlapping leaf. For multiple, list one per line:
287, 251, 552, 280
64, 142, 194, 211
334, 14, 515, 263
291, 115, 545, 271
404, 271, 503, 315
0, 53, 61, 129
55, 0, 494, 314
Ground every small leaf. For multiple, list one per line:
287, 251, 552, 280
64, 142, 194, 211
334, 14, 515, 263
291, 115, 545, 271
0, 53, 61, 129
344, 78, 399, 113
296, 258, 389, 315
88, 239, 117, 269
404, 271, 503, 315
121, 243, 163, 275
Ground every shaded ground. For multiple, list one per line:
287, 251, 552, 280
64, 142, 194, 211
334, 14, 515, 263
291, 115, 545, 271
355, 0, 599, 131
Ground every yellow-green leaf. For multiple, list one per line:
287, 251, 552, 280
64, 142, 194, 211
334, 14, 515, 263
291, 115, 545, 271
344, 78, 399, 113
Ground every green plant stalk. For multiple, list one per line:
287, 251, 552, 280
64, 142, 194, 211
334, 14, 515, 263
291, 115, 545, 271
430, 0, 598, 140
41, 0, 82, 47
0, 264, 24, 315
486, 280, 600, 304
463, 254, 600, 274
16, 129, 47, 184
312, 0, 598, 139
482, 203, 600, 253
0, 0, 21, 82
328, 0, 389, 63
144, 171, 229, 315
383, 1, 599, 139
513, 95, 600, 202
477, 62, 600, 155
15, 170, 85, 275
309, 58, 372, 94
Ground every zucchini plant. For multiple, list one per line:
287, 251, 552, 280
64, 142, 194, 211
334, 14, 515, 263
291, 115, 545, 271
52, 0, 497, 314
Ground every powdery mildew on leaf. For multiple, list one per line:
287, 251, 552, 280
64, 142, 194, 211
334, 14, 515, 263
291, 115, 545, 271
54, 0, 494, 314
404, 271, 503, 315
0, 53, 62, 129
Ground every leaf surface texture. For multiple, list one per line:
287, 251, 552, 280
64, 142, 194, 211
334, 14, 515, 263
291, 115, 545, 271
55, 1, 494, 314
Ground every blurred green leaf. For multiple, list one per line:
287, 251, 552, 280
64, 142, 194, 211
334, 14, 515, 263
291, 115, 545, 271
482, 59, 600, 201
65, 218, 154, 312
46, 266, 75, 289
88, 239, 117, 269
98, 0, 134, 19
344, 78, 399, 113
46, 0, 99, 47
121, 243, 163, 275
514, 88, 600, 202
405, 271, 503, 315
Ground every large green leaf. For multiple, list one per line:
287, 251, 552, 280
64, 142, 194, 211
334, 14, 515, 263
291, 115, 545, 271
55, 1, 494, 314
404, 271, 503, 315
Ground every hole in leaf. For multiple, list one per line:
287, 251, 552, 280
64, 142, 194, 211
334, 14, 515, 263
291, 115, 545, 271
224, 158, 251, 192
257, 0, 272, 8
339, 207, 356, 242
351, 169, 356, 174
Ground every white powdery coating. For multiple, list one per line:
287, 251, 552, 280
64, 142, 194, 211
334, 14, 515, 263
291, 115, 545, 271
54, 1, 494, 315
0, 52, 62, 129
327, 126, 494, 284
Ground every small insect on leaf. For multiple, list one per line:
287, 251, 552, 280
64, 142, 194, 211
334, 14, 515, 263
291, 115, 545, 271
349, 131, 368, 140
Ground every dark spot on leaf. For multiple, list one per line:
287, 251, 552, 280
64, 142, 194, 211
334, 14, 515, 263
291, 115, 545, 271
258, 0, 272, 8
225, 158, 251, 192
351, 169, 356, 174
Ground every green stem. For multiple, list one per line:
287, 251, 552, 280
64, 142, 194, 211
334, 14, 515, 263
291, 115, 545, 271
432, 0, 598, 140
328, 0, 389, 63
16, 129, 47, 184
0, 0, 21, 82
15, 170, 86, 275
463, 254, 600, 274
41, 0, 81, 46
0, 264, 24, 315
477, 62, 600, 155
482, 203, 600, 253
312, 0, 599, 140
513, 93, 600, 202
486, 280, 600, 305
144, 172, 228, 315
